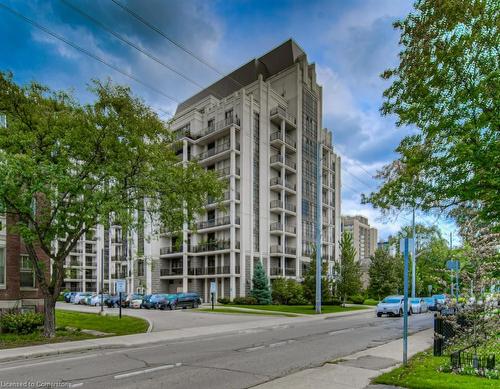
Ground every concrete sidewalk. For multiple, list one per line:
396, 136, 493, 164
254, 328, 433, 389
0, 308, 373, 363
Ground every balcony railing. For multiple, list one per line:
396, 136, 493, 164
160, 267, 183, 276
270, 177, 283, 187
190, 240, 230, 253
195, 142, 240, 160
200, 116, 240, 138
269, 131, 296, 148
270, 154, 283, 164
207, 191, 240, 205
270, 200, 296, 213
270, 106, 297, 125
187, 265, 240, 275
160, 246, 183, 255
270, 267, 282, 276
271, 222, 296, 234
270, 245, 283, 254
196, 216, 230, 230
285, 246, 297, 255
285, 267, 296, 276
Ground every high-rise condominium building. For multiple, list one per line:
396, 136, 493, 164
58, 39, 341, 302
156, 39, 341, 301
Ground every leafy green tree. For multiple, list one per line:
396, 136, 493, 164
251, 261, 272, 304
363, 0, 499, 226
271, 278, 306, 305
302, 249, 331, 304
368, 248, 401, 300
0, 73, 224, 336
337, 232, 362, 305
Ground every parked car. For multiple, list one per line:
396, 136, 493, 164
176, 292, 201, 309
73, 292, 93, 305
140, 294, 152, 309
82, 294, 94, 305
64, 292, 77, 303
432, 294, 448, 311
123, 293, 143, 308
423, 297, 438, 311
129, 295, 144, 309
90, 294, 109, 306
106, 294, 125, 308
409, 298, 428, 314
69, 292, 81, 303
141, 294, 165, 309
376, 296, 412, 317
156, 294, 179, 310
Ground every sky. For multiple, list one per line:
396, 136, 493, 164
0, 0, 458, 241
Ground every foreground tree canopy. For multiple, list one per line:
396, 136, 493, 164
364, 0, 499, 226
0, 72, 225, 336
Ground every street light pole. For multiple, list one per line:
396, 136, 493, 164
401, 237, 411, 366
100, 246, 104, 313
411, 208, 416, 298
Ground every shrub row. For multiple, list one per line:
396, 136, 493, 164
0, 311, 44, 334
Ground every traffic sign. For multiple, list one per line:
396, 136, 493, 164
446, 260, 460, 270
210, 281, 217, 294
116, 279, 126, 293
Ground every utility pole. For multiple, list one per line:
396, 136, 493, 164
315, 140, 322, 314
401, 237, 412, 366
100, 245, 104, 314
411, 208, 416, 298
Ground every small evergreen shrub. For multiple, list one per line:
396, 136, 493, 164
217, 297, 230, 304
349, 295, 365, 304
0, 311, 44, 334
363, 298, 379, 306
232, 296, 258, 305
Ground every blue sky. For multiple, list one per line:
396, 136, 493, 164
0, 0, 458, 240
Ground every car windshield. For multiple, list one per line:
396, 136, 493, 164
382, 298, 401, 304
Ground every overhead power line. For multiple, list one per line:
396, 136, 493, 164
60, 0, 218, 96
0, 2, 179, 104
110, 0, 246, 90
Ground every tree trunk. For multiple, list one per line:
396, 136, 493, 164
43, 295, 57, 338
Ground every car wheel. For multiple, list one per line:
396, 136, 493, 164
377, 313, 382, 317
169, 304, 175, 310
399, 309, 403, 317
193, 302, 199, 309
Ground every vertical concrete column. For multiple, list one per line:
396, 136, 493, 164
183, 139, 189, 293
230, 127, 236, 300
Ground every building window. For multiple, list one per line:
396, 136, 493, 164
20, 255, 36, 288
0, 247, 5, 288
137, 259, 144, 277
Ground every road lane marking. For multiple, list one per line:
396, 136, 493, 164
328, 328, 355, 336
70, 383, 84, 388
114, 363, 181, 379
0, 354, 96, 372
244, 345, 265, 352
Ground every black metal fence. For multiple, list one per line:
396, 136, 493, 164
451, 350, 496, 370
433, 313, 456, 356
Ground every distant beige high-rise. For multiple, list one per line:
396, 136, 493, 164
341, 215, 378, 287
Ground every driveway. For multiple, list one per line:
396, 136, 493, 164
56, 302, 275, 332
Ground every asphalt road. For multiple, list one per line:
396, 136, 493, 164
0, 311, 433, 389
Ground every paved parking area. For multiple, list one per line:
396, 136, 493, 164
56, 302, 274, 332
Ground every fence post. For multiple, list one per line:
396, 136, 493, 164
433, 313, 443, 356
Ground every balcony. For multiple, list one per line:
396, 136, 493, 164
187, 265, 240, 275
160, 246, 183, 256
270, 267, 282, 276
270, 222, 296, 234
196, 215, 239, 230
111, 272, 127, 279
270, 155, 296, 171
270, 245, 283, 254
285, 246, 297, 255
195, 142, 240, 161
199, 116, 240, 139
206, 191, 240, 206
285, 267, 296, 276
270, 200, 296, 213
190, 240, 230, 253
85, 261, 97, 267
160, 267, 183, 276
270, 106, 297, 128
270, 131, 296, 149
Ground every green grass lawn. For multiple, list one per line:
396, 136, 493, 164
374, 350, 499, 389
225, 304, 368, 315
0, 310, 148, 349
197, 307, 297, 317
